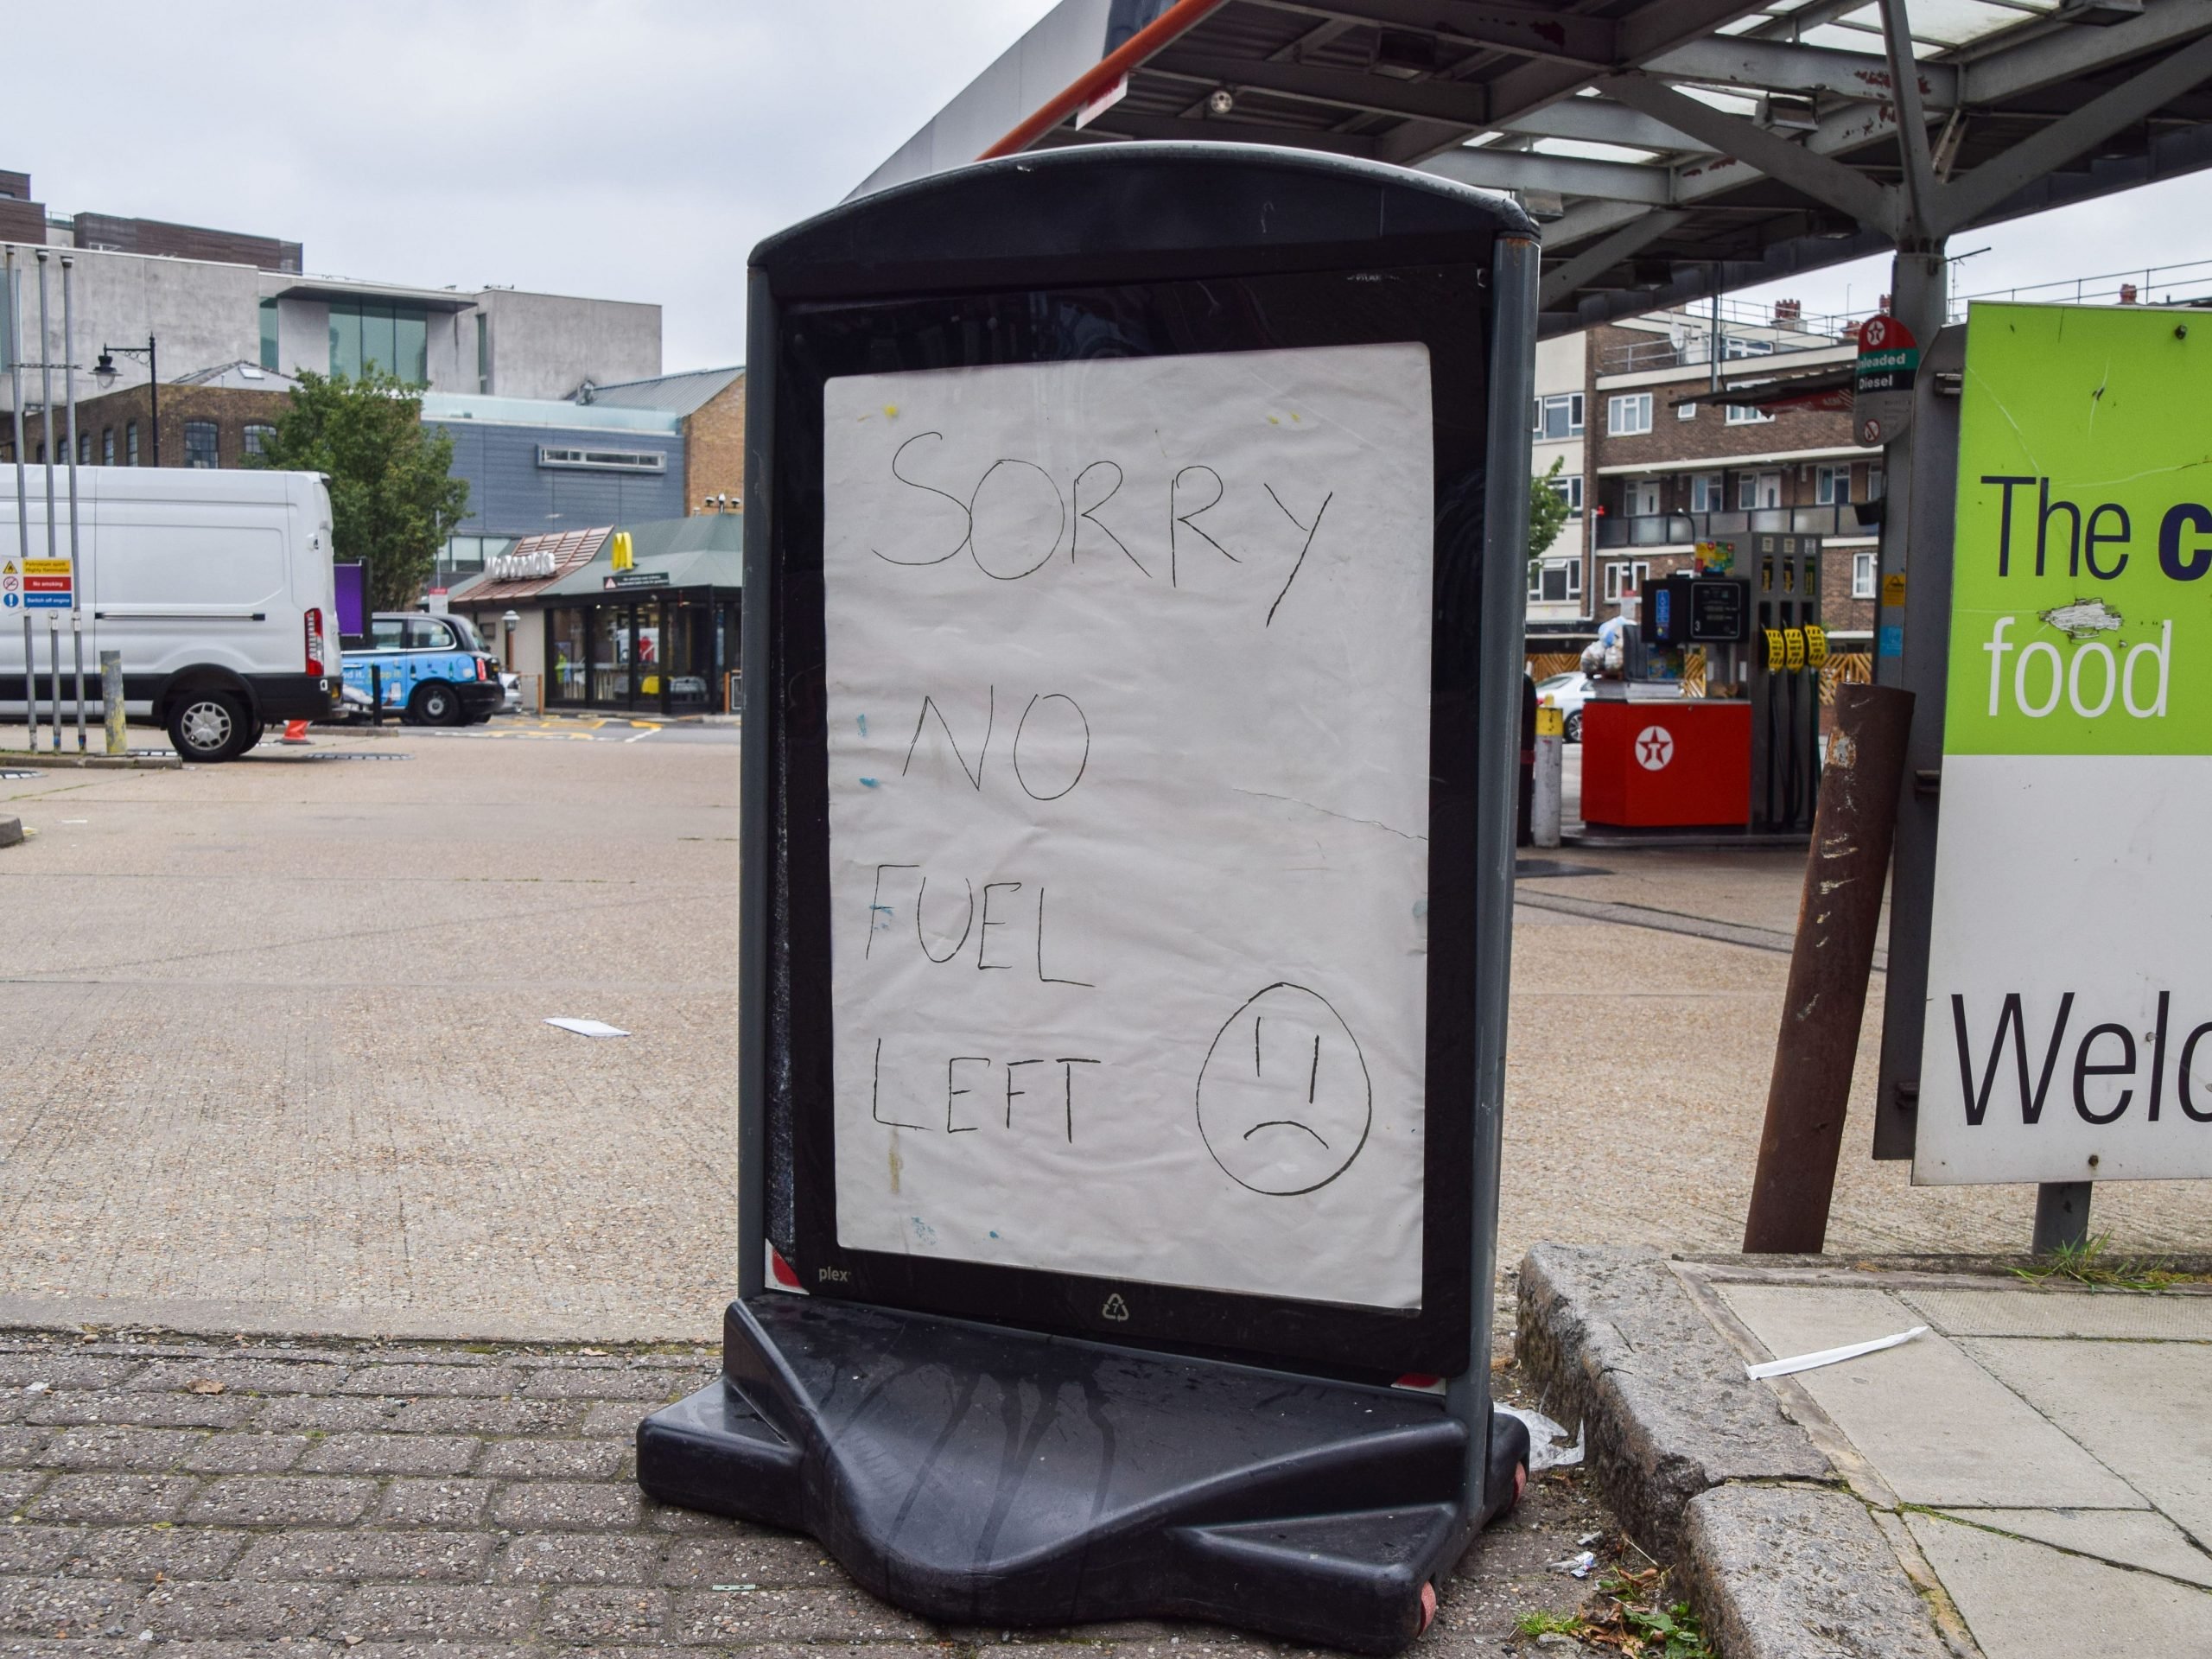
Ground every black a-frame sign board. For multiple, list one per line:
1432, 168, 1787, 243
639, 144, 1539, 1656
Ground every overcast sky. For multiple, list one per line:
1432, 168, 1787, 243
10, 2, 2208, 370
7, 2, 1058, 373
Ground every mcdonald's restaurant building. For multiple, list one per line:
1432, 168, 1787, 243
448, 512, 741, 715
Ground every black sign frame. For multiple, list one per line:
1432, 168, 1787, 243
734, 146, 1535, 1387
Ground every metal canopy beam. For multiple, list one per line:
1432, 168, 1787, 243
1379, 0, 1772, 165
1151, 50, 1489, 124
1880, 0, 1942, 239
1421, 145, 1675, 204
1965, 0, 2212, 105
1599, 73, 1897, 232
1249, 0, 1618, 67
1501, 99, 1707, 152
1535, 210, 1687, 309
1936, 28, 2212, 232
1153, 55, 1713, 151
1648, 36, 1958, 107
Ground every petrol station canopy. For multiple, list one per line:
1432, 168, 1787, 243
855, 0, 2212, 336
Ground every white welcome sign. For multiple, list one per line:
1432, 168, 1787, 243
821, 344, 1435, 1307
1917, 304, 2212, 1185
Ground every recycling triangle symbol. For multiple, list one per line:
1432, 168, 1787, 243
1100, 1294, 1131, 1322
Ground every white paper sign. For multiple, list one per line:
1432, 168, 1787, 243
823, 344, 1434, 1308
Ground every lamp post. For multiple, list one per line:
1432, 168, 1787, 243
92, 338, 157, 467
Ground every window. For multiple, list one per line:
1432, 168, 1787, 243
125, 422, 139, 466
1548, 474, 1584, 518
243, 423, 276, 458
405, 617, 459, 651
536, 445, 666, 474
258, 298, 279, 372
1606, 392, 1652, 436
1529, 558, 1583, 603
1690, 472, 1725, 513
1726, 401, 1775, 424
1625, 478, 1662, 517
1815, 464, 1847, 505
183, 421, 219, 469
371, 616, 407, 651
328, 300, 429, 385
1603, 560, 1649, 601
101, 429, 114, 467
77, 431, 90, 466
476, 313, 490, 394
1532, 392, 1584, 439
1853, 551, 1878, 599
1867, 466, 1886, 500
1676, 399, 1697, 421
1737, 470, 1781, 511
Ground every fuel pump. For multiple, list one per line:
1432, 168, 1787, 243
1747, 532, 1824, 833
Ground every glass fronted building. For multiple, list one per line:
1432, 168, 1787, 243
450, 512, 741, 716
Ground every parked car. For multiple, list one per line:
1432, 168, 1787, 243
1, 468, 344, 762
1534, 671, 1594, 742
499, 671, 522, 715
342, 613, 503, 726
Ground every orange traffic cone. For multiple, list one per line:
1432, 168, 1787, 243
281, 720, 310, 745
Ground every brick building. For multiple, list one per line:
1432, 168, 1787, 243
3, 362, 294, 471
1525, 300, 1881, 688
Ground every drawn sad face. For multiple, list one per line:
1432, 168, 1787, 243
1196, 982, 1373, 1196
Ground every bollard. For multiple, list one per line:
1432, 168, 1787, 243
100, 651, 124, 755
1532, 702, 1563, 849
371, 665, 383, 727
1743, 683, 1916, 1253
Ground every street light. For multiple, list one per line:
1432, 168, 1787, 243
92, 338, 158, 467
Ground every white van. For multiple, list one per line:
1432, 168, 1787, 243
2, 467, 344, 761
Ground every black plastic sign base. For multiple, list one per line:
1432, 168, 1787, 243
637, 1297, 1530, 1656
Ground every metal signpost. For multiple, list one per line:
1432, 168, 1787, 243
638, 145, 1539, 1654
1912, 302, 2211, 1214
5, 247, 30, 747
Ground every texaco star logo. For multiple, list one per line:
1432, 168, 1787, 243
1635, 726, 1675, 771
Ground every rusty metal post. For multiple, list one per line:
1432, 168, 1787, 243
1744, 683, 1916, 1254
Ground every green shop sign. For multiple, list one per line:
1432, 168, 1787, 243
1947, 302, 2206, 756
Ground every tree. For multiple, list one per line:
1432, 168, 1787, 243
250, 369, 472, 612
1529, 454, 1573, 564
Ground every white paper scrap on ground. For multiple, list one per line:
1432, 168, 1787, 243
1745, 1325, 1928, 1380
1497, 1403, 1586, 1472
543, 1018, 629, 1039
822, 344, 1435, 1308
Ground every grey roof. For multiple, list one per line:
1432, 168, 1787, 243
576, 365, 741, 416
170, 361, 301, 391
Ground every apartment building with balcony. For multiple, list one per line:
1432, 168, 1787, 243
1525, 299, 1882, 672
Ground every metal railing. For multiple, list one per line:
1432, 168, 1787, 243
1948, 255, 2212, 321
1593, 503, 1874, 548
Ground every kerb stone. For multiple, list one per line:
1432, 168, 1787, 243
1683, 1484, 1948, 1659
1516, 1244, 1833, 1560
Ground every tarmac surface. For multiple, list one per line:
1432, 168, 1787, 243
1, 715, 2208, 1338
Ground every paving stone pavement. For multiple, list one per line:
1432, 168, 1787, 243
0, 1328, 1613, 1656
